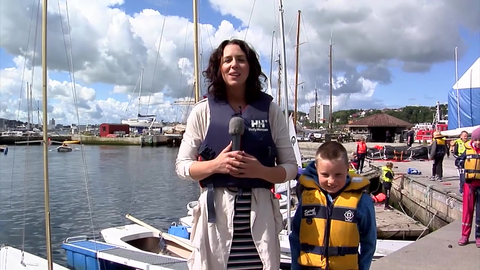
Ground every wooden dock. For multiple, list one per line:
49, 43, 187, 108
359, 164, 428, 239
375, 205, 427, 239
0, 135, 71, 145
371, 221, 480, 270
369, 159, 463, 230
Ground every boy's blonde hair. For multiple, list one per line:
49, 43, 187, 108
315, 142, 349, 166
386, 162, 393, 168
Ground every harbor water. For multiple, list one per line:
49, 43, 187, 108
0, 145, 199, 266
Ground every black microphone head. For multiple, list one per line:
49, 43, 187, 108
228, 117, 245, 135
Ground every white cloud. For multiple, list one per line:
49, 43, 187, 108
0, 0, 478, 124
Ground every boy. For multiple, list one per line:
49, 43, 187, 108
289, 142, 376, 270
382, 162, 394, 210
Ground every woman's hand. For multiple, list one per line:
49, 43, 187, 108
227, 152, 265, 178
212, 142, 243, 174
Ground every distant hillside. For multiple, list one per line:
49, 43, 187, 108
331, 105, 448, 125
0, 118, 27, 129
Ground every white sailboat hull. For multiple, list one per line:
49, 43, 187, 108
441, 124, 480, 137
121, 119, 164, 128
0, 246, 69, 270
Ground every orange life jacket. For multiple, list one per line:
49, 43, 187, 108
357, 142, 367, 154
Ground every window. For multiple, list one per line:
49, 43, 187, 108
102, 126, 106, 132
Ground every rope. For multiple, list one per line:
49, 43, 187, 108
416, 210, 438, 240
122, 71, 142, 119
56, 0, 98, 241
17, 0, 42, 257
243, 0, 257, 40
146, 0, 170, 115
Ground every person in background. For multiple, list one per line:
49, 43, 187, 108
381, 162, 395, 210
350, 152, 359, 170
356, 137, 367, 174
289, 142, 376, 270
406, 127, 415, 147
452, 130, 470, 194
457, 127, 480, 248
429, 131, 449, 181
175, 39, 298, 269
385, 130, 392, 143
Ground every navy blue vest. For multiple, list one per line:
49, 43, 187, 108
198, 92, 278, 189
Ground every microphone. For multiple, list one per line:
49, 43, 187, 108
228, 116, 245, 151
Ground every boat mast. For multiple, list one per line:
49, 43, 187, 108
276, 54, 282, 105
27, 82, 31, 130
454, 47, 460, 128
137, 68, 144, 117
269, 30, 275, 96
278, 0, 291, 233
328, 32, 333, 130
41, 0, 53, 269
293, 10, 301, 132
193, 0, 200, 102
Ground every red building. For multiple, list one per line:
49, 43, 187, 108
99, 123, 130, 137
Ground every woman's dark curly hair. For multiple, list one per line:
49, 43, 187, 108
203, 39, 267, 103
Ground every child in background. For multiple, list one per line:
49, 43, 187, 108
381, 162, 395, 210
289, 142, 376, 270
350, 152, 359, 170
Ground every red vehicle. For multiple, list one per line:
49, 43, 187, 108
414, 122, 448, 143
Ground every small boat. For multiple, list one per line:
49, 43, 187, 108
57, 145, 73, 152
101, 214, 194, 260
0, 245, 69, 270
61, 236, 187, 269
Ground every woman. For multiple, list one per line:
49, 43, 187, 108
175, 39, 298, 269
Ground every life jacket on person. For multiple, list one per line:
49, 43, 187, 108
455, 138, 469, 155
197, 92, 277, 189
297, 172, 370, 270
434, 138, 447, 155
382, 166, 394, 183
357, 142, 367, 154
464, 142, 480, 180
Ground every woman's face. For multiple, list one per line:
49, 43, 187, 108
221, 44, 249, 88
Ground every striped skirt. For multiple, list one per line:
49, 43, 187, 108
226, 188, 263, 270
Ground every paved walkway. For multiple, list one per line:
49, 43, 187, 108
371, 221, 480, 270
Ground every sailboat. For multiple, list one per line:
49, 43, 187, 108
76, 0, 204, 264
121, 68, 164, 131
0, 1, 70, 269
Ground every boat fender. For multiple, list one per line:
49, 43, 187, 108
168, 225, 190, 240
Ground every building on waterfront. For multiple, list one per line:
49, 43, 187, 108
99, 123, 130, 137
347, 113, 413, 142
309, 104, 330, 124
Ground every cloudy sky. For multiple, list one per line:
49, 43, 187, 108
0, 0, 479, 125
